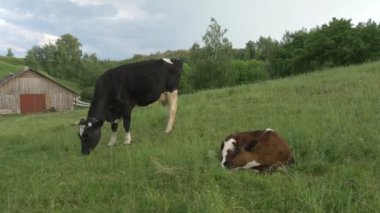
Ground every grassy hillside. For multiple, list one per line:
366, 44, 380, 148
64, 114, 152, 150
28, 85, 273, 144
0, 56, 82, 93
0, 56, 25, 78
1, 62, 379, 212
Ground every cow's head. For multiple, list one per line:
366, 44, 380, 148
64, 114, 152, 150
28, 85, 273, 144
78, 118, 101, 155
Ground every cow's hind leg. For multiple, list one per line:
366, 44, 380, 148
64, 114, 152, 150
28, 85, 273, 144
108, 120, 119, 146
165, 90, 178, 133
158, 93, 167, 106
123, 110, 132, 145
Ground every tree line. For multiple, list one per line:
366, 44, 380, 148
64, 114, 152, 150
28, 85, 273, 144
20, 17, 380, 98
24, 34, 123, 88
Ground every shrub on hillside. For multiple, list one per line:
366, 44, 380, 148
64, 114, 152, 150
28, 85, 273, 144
229, 60, 269, 84
80, 87, 94, 101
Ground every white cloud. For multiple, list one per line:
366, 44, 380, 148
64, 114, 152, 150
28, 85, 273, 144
39, 34, 59, 46
114, 6, 148, 21
69, 0, 104, 6
70, 0, 148, 21
1, 0, 380, 59
0, 19, 59, 56
348, 2, 380, 24
0, 6, 38, 23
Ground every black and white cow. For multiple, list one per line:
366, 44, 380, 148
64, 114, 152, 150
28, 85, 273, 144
78, 58, 183, 155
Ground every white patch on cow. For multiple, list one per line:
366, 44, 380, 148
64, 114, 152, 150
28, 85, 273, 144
87, 122, 92, 127
162, 58, 173, 64
108, 132, 117, 146
240, 160, 261, 170
79, 124, 85, 136
221, 138, 236, 168
124, 132, 131, 144
108, 120, 119, 146
164, 90, 178, 133
265, 128, 274, 133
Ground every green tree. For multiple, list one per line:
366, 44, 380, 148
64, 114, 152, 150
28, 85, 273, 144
24, 44, 56, 73
283, 29, 310, 75
356, 19, 380, 61
232, 48, 247, 60
79, 53, 102, 86
189, 18, 234, 90
6, 48, 14, 57
267, 18, 380, 78
256, 36, 279, 61
41, 44, 57, 75
202, 18, 232, 62
24, 46, 43, 70
54, 34, 82, 79
304, 18, 357, 67
24, 34, 107, 86
245, 40, 256, 59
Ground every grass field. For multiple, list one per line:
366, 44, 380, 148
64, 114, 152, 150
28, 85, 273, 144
1, 62, 379, 212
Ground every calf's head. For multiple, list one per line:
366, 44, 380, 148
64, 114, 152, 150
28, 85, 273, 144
220, 129, 294, 172
78, 118, 101, 155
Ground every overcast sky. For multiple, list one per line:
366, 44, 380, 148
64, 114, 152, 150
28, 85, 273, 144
1, 0, 380, 60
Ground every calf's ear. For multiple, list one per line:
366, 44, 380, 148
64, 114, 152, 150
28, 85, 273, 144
245, 140, 259, 152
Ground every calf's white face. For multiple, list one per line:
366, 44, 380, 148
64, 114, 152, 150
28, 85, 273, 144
220, 138, 236, 168
220, 138, 261, 170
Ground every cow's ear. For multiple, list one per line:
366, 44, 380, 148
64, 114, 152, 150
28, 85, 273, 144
245, 140, 259, 152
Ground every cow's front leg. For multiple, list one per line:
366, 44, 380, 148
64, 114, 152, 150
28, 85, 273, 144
124, 132, 131, 145
108, 120, 119, 146
123, 111, 132, 144
165, 90, 178, 133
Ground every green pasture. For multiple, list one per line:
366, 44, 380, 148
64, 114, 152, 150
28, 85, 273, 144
1, 62, 379, 212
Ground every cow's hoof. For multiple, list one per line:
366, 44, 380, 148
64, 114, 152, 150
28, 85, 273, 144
124, 139, 131, 145
108, 139, 116, 146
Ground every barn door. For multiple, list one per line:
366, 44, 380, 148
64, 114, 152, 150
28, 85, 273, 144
20, 94, 46, 114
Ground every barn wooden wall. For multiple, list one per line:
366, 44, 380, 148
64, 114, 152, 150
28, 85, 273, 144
0, 94, 16, 114
0, 71, 77, 114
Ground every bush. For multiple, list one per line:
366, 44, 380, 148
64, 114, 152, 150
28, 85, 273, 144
80, 87, 94, 101
179, 63, 194, 94
229, 60, 269, 84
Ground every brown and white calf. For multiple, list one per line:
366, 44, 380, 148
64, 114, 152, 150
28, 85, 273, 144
220, 128, 294, 172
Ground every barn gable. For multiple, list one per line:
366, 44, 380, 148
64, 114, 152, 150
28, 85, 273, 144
0, 67, 79, 114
